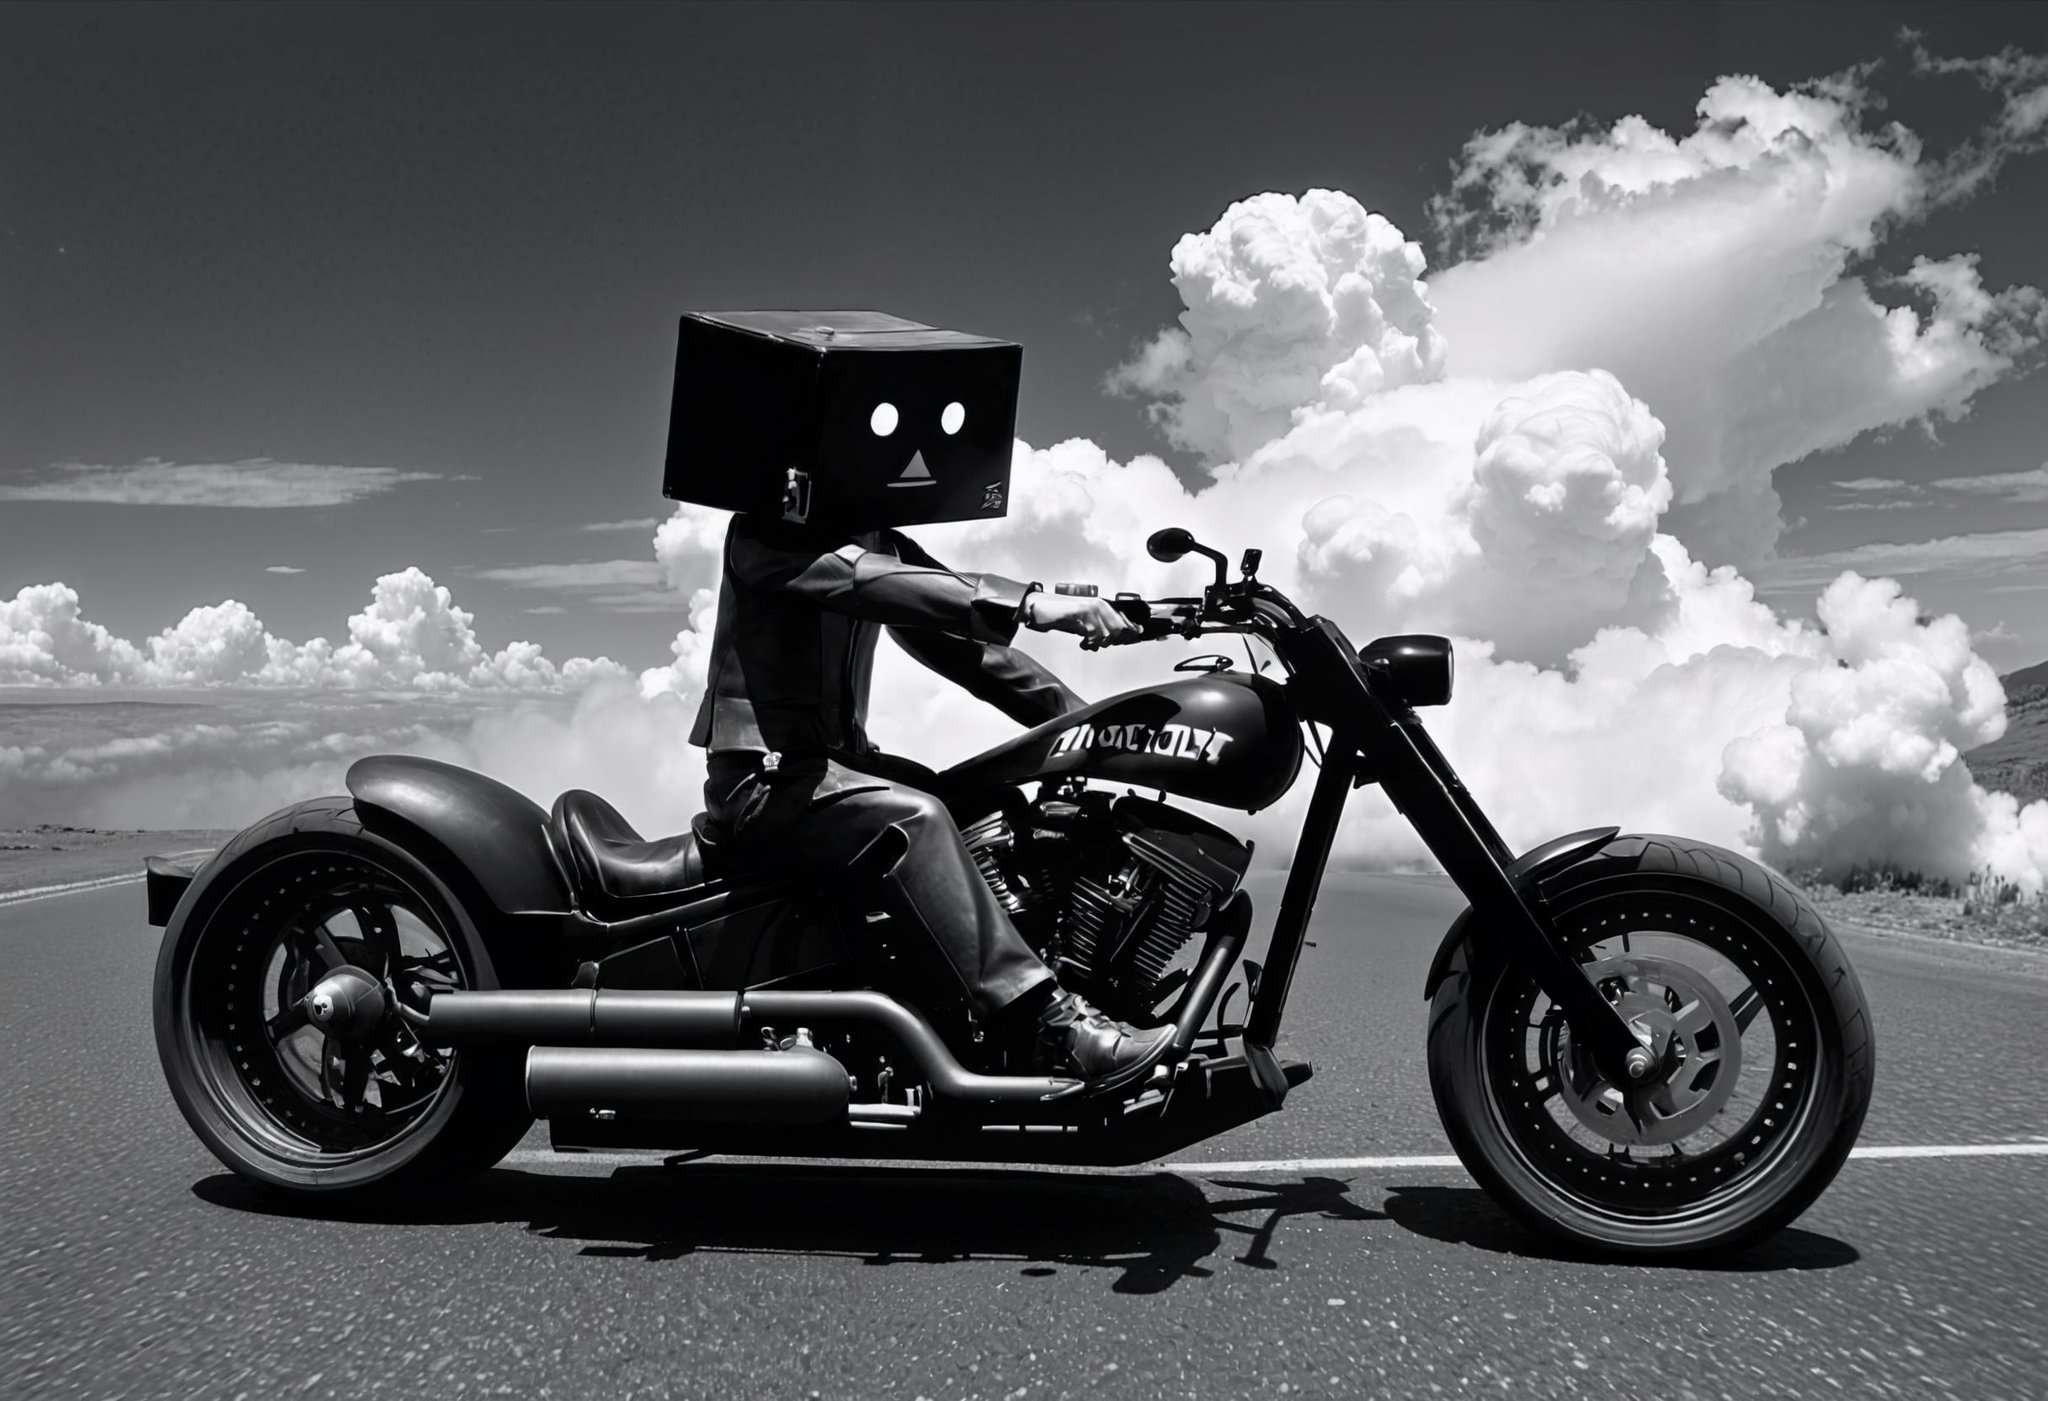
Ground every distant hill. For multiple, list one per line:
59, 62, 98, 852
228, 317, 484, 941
2002, 658, 2048, 695
1966, 661, 2048, 805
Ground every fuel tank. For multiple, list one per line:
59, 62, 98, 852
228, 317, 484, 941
945, 671, 1304, 811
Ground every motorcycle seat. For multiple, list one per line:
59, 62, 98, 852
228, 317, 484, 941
548, 790, 725, 905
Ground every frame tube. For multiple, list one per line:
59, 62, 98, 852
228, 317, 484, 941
1244, 745, 1359, 1050
1274, 617, 1644, 1075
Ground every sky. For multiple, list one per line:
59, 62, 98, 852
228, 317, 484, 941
6, 2, 2045, 664
5, 2, 2048, 887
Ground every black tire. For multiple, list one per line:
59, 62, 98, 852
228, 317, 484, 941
153, 797, 533, 1196
1427, 835, 1875, 1259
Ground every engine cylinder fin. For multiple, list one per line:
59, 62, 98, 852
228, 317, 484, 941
1113, 872, 1205, 1003
1061, 870, 1138, 977
966, 792, 1253, 1020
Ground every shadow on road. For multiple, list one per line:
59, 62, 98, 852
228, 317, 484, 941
193, 1166, 1855, 1286
193, 1164, 1382, 1294
1381, 1183, 1861, 1271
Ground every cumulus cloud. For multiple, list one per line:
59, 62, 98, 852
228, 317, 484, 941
0, 458, 440, 508
0, 570, 624, 691
1023, 54, 2048, 893
1107, 189, 1445, 465
1424, 67, 2047, 565
0, 584, 145, 686
456, 682, 707, 837
652, 502, 734, 597
1720, 573, 2043, 887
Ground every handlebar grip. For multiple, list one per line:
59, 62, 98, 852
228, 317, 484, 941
1053, 582, 1099, 598
1081, 597, 1175, 650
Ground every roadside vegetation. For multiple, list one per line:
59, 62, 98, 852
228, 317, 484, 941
1791, 860, 2048, 952
1848, 674, 2048, 950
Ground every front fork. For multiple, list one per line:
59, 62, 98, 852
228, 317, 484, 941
1244, 724, 1653, 1094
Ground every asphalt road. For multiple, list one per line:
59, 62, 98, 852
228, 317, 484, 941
4, 872, 2046, 1400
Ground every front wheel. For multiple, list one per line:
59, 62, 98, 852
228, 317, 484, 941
153, 801, 533, 1196
1428, 836, 1875, 1258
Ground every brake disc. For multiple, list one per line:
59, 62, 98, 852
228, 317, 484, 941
1549, 953, 1745, 1147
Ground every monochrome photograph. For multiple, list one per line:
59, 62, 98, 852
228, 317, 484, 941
4, 3, 2046, 1396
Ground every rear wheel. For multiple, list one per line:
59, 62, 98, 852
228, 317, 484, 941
1428, 838, 1874, 1258
154, 813, 532, 1195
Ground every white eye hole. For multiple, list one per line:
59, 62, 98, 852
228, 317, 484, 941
870, 402, 899, 437
941, 401, 966, 435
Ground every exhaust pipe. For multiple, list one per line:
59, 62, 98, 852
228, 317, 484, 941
525, 1045, 849, 1124
423, 989, 740, 1045
1168, 889, 1252, 1055
428, 987, 1089, 1106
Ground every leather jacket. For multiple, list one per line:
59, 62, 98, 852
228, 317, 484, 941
688, 514, 1082, 757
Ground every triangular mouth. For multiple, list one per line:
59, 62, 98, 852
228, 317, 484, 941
888, 449, 936, 488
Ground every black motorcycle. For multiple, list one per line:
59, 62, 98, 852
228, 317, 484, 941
150, 527, 1874, 1258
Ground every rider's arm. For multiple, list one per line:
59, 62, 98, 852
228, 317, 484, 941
881, 530, 1085, 727
885, 626, 1083, 728
728, 517, 1029, 644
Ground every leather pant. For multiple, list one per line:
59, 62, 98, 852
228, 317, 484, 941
703, 750, 1054, 1018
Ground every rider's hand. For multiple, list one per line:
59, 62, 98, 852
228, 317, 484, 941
1023, 591, 1139, 643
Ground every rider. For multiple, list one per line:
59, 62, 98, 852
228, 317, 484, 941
666, 309, 1177, 1089
690, 515, 1177, 1088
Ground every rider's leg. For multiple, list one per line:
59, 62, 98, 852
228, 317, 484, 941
704, 752, 1174, 1087
704, 752, 1048, 1016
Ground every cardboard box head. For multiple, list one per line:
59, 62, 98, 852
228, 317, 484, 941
663, 310, 1022, 530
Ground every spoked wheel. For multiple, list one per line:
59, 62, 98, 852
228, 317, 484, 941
155, 819, 532, 1195
1429, 840, 1874, 1258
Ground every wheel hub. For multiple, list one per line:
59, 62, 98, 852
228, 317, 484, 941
304, 966, 387, 1041
1555, 954, 1744, 1147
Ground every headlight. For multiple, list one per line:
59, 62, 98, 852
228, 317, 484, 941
1360, 634, 1454, 707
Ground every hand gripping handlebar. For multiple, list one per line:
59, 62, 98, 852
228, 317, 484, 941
1079, 594, 1200, 650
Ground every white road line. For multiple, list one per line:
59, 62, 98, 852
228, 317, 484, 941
1166, 1155, 1461, 1172
1846, 1143, 2048, 1160
0, 873, 145, 907
503, 1142, 2048, 1173
0, 849, 212, 910
1169, 1144, 2048, 1173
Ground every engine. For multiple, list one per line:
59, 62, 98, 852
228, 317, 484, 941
960, 792, 1252, 1023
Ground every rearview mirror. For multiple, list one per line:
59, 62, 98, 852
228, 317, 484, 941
1147, 527, 1195, 563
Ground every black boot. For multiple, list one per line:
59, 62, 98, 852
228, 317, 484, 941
1032, 988, 1175, 1093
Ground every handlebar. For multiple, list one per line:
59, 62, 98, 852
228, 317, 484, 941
1064, 535, 1311, 651
1080, 594, 1206, 650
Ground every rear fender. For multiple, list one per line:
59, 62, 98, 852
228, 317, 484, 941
146, 853, 204, 927
346, 755, 572, 917
1422, 826, 1622, 1001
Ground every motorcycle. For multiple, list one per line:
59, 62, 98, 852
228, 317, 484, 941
149, 527, 1875, 1258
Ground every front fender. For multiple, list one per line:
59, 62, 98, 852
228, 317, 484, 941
1422, 826, 1621, 1001
347, 755, 571, 916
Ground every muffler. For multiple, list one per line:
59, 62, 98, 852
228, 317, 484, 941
525, 1045, 850, 1125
